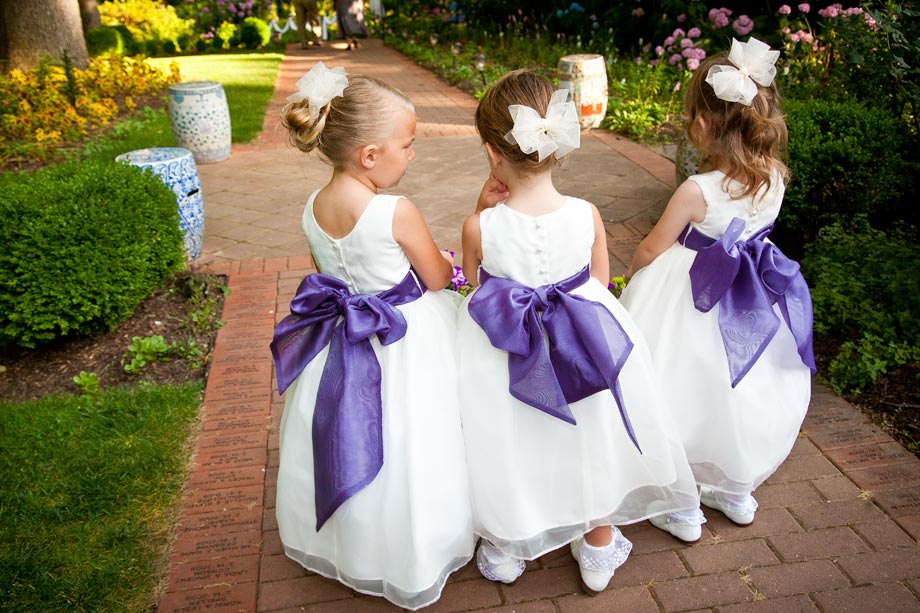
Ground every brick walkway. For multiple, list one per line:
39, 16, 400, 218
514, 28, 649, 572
157, 40, 920, 612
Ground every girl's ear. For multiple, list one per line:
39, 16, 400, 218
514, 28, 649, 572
484, 142, 503, 170
359, 144, 378, 169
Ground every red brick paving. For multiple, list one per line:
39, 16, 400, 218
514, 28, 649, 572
157, 39, 920, 613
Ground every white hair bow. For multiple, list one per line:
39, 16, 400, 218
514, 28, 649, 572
706, 37, 780, 106
505, 89, 581, 162
287, 61, 349, 120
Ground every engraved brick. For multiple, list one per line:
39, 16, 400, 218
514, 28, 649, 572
158, 582, 256, 613
177, 505, 262, 536
184, 484, 263, 515
196, 429, 267, 453
171, 529, 261, 561
846, 463, 920, 493
823, 441, 917, 471
194, 446, 265, 469
188, 465, 265, 491
806, 422, 893, 451
874, 489, 920, 519
167, 554, 259, 591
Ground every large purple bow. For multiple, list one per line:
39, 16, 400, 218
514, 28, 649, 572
270, 271, 424, 530
468, 266, 640, 452
681, 217, 816, 387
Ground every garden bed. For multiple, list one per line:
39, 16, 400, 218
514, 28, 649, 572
0, 269, 226, 403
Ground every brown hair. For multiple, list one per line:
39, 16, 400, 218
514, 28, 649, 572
475, 69, 560, 174
281, 74, 414, 166
684, 51, 789, 200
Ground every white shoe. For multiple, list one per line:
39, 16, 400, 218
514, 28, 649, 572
570, 528, 632, 595
649, 508, 706, 543
476, 541, 525, 584
700, 486, 758, 525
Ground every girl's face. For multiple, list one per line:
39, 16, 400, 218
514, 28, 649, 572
369, 107, 417, 189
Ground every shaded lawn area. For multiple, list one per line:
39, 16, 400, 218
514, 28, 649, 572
0, 383, 202, 612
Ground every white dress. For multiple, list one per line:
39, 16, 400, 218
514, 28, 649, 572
275, 192, 474, 610
457, 197, 700, 560
620, 170, 812, 497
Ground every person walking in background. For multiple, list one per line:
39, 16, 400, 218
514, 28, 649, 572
292, 0, 321, 48
620, 37, 815, 540
335, 0, 368, 50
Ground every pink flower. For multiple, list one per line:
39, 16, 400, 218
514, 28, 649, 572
778, 4, 792, 14
798, 3, 811, 13
713, 13, 730, 27
677, 13, 687, 22
687, 27, 702, 37
818, 4, 840, 17
674, 81, 682, 92
655, 45, 665, 56
664, 36, 676, 46
687, 58, 700, 70
669, 53, 683, 65
632, 7, 645, 17
681, 37, 695, 48
672, 28, 686, 37
732, 15, 754, 35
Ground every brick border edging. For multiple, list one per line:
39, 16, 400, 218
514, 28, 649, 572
157, 257, 315, 613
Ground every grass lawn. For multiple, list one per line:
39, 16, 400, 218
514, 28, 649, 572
69, 52, 283, 166
151, 52, 284, 143
0, 383, 202, 612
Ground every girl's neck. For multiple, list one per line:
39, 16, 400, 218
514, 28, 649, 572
502, 169, 564, 215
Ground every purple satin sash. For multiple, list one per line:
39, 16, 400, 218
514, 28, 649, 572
270, 271, 425, 530
680, 217, 816, 387
468, 266, 640, 452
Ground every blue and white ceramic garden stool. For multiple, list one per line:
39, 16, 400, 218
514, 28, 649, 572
167, 81, 232, 164
116, 147, 204, 260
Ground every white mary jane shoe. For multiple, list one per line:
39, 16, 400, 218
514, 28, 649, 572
570, 528, 633, 595
649, 508, 706, 543
700, 485, 758, 526
476, 541, 525, 584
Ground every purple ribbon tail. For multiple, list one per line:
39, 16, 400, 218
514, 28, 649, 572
269, 271, 423, 531
312, 325, 384, 531
682, 217, 817, 387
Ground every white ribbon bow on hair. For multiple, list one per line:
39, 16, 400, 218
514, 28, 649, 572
505, 89, 581, 162
706, 37, 780, 106
287, 61, 349, 120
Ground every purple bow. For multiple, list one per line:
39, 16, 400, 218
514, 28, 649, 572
468, 266, 640, 452
270, 271, 424, 530
681, 217, 816, 387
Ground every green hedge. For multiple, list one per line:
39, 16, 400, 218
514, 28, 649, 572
239, 17, 271, 49
801, 219, 920, 394
776, 98, 918, 252
0, 162, 185, 348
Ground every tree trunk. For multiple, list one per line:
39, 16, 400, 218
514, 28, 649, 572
1, 0, 89, 71
78, 0, 101, 32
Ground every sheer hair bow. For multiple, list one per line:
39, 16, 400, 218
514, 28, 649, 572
287, 61, 349, 120
706, 37, 780, 106
505, 89, 581, 162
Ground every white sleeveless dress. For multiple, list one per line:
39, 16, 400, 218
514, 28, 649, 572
275, 192, 474, 610
620, 170, 812, 497
457, 197, 699, 560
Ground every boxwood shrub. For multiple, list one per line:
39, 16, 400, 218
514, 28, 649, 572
0, 161, 185, 348
801, 219, 920, 394
776, 98, 918, 253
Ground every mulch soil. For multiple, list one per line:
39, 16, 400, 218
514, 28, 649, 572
0, 271, 226, 403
